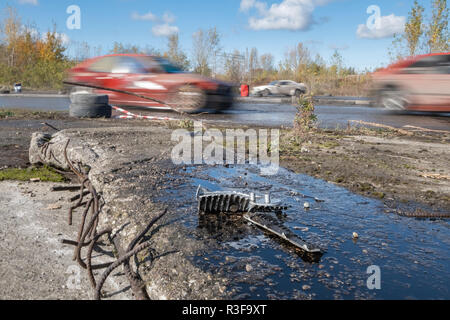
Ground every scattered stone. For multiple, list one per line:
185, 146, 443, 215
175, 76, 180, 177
300, 147, 310, 153
46, 203, 62, 210
352, 232, 359, 239
302, 285, 311, 291
304, 202, 310, 209
225, 256, 237, 264
30, 178, 41, 182
293, 226, 309, 232
245, 264, 253, 272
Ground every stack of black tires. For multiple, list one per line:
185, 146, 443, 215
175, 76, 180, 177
69, 93, 112, 118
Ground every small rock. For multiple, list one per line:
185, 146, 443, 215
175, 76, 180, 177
352, 232, 359, 239
46, 204, 62, 210
362, 249, 368, 254
245, 264, 253, 272
30, 178, 41, 182
302, 285, 311, 291
304, 202, 310, 209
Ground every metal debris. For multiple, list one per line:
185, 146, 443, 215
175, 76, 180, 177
243, 213, 322, 257
196, 185, 324, 259
196, 185, 288, 215
51, 185, 82, 192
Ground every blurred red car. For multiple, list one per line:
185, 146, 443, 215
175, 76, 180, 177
66, 54, 234, 113
372, 52, 450, 112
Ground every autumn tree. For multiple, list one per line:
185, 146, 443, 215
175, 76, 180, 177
260, 53, 274, 72
427, 0, 449, 52
111, 42, 140, 54
330, 50, 344, 75
246, 47, 259, 83
224, 50, 244, 83
281, 43, 311, 82
390, 1, 424, 59
165, 33, 189, 70
0, 6, 71, 89
192, 27, 221, 76
390, 0, 449, 59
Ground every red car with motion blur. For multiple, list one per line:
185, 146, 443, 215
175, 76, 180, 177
66, 54, 234, 113
372, 52, 450, 112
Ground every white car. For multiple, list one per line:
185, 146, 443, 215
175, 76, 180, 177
251, 80, 308, 97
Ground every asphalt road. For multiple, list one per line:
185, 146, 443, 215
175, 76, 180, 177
1, 94, 449, 131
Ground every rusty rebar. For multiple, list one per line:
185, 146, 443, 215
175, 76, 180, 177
61, 139, 163, 300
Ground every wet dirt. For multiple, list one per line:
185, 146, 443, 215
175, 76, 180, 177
1, 111, 449, 300
150, 164, 450, 300
280, 129, 450, 213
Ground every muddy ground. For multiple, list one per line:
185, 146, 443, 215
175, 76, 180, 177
1, 110, 449, 213
0, 110, 449, 300
279, 127, 450, 214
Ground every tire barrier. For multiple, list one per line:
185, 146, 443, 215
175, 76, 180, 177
69, 93, 112, 118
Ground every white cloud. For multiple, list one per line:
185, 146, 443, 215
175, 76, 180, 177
356, 14, 405, 39
152, 24, 179, 37
132, 11, 179, 37
131, 11, 158, 21
239, 0, 329, 31
162, 12, 176, 24
18, 0, 38, 5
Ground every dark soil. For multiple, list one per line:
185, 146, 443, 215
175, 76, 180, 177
279, 128, 450, 214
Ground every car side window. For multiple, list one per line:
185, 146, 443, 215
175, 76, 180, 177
136, 57, 165, 74
443, 54, 450, 74
405, 55, 450, 74
88, 56, 119, 73
111, 57, 145, 74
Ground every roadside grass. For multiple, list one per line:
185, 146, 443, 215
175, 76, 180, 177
0, 165, 65, 182
0, 108, 67, 120
0, 110, 15, 118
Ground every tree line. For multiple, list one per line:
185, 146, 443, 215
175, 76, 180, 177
0, 1, 447, 93
0, 7, 73, 89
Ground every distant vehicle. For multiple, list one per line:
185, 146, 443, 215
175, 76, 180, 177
251, 80, 307, 97
372, 52, 450, 112
66, 54, 234, 113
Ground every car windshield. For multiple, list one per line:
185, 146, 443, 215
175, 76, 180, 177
153, 57, 184, 73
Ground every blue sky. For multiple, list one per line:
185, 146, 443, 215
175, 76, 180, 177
3, 0, 439, 71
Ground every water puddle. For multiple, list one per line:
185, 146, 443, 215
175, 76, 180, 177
158, 164, 450, 300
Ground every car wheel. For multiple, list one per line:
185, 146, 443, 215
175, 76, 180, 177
262, 89, 270, 97
294, 89, 303, 97
170, 85, 207, 114
378, 88, 408, 110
